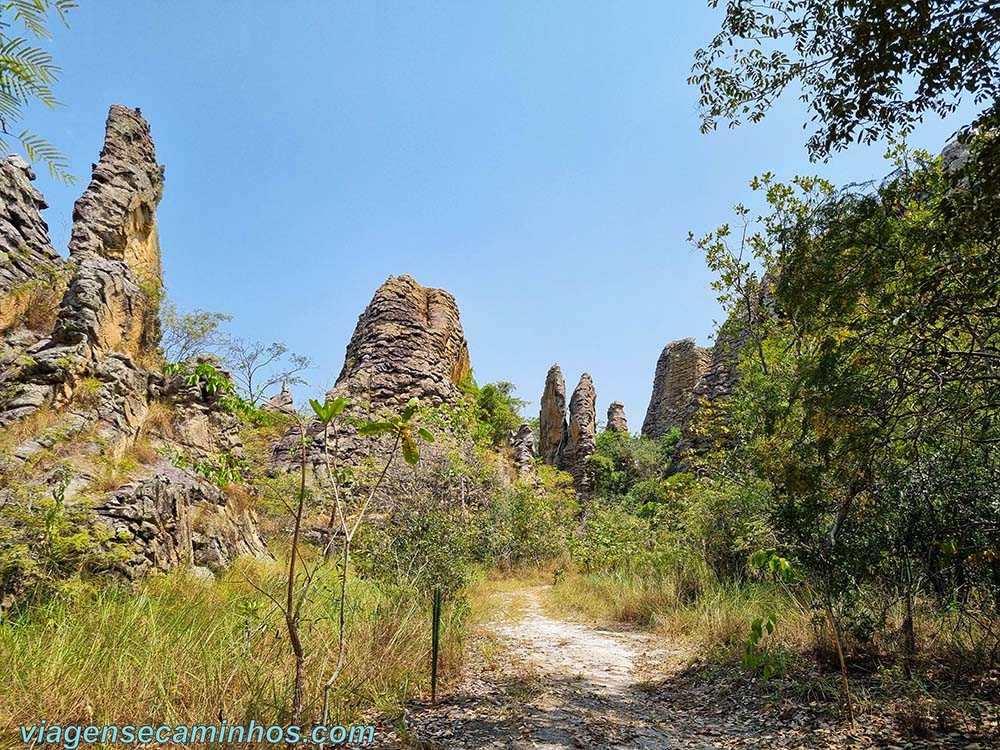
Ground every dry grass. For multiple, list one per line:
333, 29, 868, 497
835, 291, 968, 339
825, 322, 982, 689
128, 437, 160, 466
0, 557, 466, 740
86, 452, 141, 493
142, 400, 178, 440
0, 277, 65, 334
70, 376, 104, 408
222, 482, 257, 514
0, 405, 60, 453
546, 569, 814, 659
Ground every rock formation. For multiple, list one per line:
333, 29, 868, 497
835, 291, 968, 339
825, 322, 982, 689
562, 373, 597, 498
510, 422, 537, 477
677, 274, 776, 456
57, 105, 165, 362
334, 274, 470, 408
0, 106, 268, 595
606, 400, 628, 434
641, 338, 711, 439
0, 155, 65, 331
263, 382, 294, 414
272, 274, 472, 469
538, 364, 567, 466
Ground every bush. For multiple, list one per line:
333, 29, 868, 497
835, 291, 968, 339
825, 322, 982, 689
473, 483, 577, 570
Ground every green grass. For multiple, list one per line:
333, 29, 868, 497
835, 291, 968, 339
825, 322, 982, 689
0, 558, 466, 741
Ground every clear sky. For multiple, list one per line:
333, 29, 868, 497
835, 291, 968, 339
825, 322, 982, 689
26, 1, 978, 427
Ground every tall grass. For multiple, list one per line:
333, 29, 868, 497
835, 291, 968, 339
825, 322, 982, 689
547, 567, 813, 656
0, 558, 465, 741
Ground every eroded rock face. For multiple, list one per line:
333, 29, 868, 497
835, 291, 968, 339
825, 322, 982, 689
538, 364, 567, 466
510, 422, 537, 478
335, 274, 470, 408
272, 275, 472, 470
0, 156, 64, 331
641, 338, 710, 439
678, 274, 776, 456
0, 106, 269, 591
61, 105, 165, 361
94, 471, 269, 579
562, 373, 596, 498
606, 400, 628, 434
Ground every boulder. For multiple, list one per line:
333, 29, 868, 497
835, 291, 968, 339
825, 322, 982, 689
93, 472, 269, 578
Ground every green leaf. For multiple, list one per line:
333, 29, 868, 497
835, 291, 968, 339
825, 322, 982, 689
402, 435, 419, 465
328, 397, 349, 419
357, 421, 393, 437
401, 397, 420, 421
309, 398, 327, 421
417, 427, 435, 443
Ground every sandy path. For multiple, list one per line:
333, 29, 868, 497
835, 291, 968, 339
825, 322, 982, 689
383, 586, 691, 749
380, 586, 993, 750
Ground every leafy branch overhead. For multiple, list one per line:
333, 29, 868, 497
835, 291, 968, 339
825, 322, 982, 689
0, 0, 77, 182
691, 0, 1000, 160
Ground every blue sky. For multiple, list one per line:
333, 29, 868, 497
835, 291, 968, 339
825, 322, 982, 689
27, 1, 978, 426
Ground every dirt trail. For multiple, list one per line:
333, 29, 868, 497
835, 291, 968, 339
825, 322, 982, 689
381, 587, 985, 749
382, 587, 724, 749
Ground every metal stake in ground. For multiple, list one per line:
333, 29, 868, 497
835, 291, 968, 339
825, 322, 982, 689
431, 585, 442, 703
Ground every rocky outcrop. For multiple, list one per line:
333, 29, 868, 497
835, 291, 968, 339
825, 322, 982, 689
510, 422, 536, 477
1, 106, 166, 428
606, 401, 628, 434
272, 275, 472, 470
334, 274, 470, 408
641, 338, 710, 439
59, 105, 165, 362
677, 274, 776, 456
263, 383, 294, 414
0, 106, 268, 592
0, 155, 65, 331
562, 373, 597, 498
538, 364, 567, 466
94, 472, 269, 579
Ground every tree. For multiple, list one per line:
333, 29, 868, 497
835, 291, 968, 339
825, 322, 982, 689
159, 301, 232, 363
250, 396, 431, 726
0, 0, 77, 182
458, 374, 527, 446
224, 337, 311, 407
691, 0, 1000, 160
695, 138, 1000, 681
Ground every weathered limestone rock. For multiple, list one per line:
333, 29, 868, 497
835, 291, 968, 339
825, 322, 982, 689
272, 275, 472, 469
538, 364, 567, 466
59, 104, 165, 361
263, 383, 295, 414
93, 471, 269, 578
334, 274, 470, 408
562, 373, 597, 498
0, 155, 64, 331
641, 338, 710, 439
510, 422, 536, 476
678, 274, 777, 456
606, 400, 628, 434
